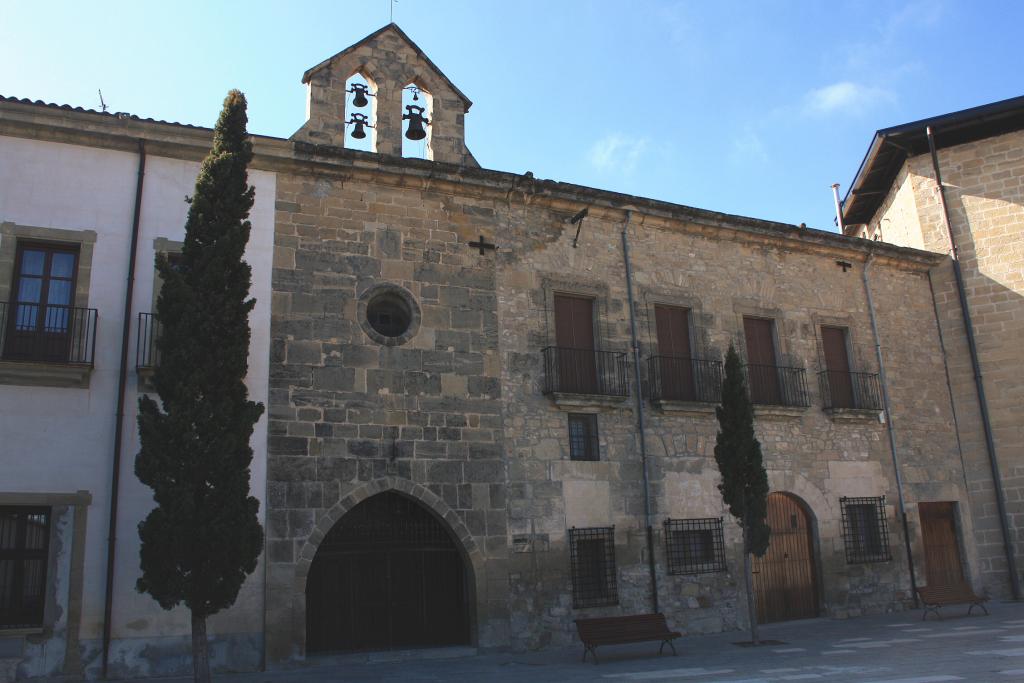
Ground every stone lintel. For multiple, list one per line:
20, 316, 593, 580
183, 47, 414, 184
546, 392, 629, 412
825, 407, 884, 424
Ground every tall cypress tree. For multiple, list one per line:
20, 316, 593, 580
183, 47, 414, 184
135, 90, 264, 683
714, 344, 770, 644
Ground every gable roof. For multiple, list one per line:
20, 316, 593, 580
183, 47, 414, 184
842, 94, 1024, 229
301, 23, 473, 112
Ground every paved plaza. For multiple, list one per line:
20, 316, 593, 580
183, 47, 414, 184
110, 600, 1024, 683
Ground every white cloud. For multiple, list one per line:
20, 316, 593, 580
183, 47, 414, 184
802, 81, 894, 117
587, 133, 649, 175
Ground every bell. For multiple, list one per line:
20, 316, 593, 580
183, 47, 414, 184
350, 83, 369, 108
403, 105, 429, 141
347, 113, 371, 139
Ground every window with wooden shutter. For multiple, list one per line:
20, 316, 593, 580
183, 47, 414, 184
821, 326, 855, 409
743, 316, 781, 404
553, 294, 597, 393
654, 305, 694, 401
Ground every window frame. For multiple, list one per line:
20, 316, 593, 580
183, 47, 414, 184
0, 505, 52, 629
664, 517, 727, 575
567, 413, 599, 461
840, 496, 892, 563
568, 526, 618, 608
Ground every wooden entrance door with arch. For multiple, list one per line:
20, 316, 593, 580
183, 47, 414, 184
305, 491, 471, 653
751, 492, 820, 623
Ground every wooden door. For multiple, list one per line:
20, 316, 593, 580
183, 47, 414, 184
752, 492, 819, 623
743, 317, 780, 404
306, 492, 469, 653
554, 294, 597, 393
655, 305, 693, 400
822, 326, 854, 408
919, 502, 965, 588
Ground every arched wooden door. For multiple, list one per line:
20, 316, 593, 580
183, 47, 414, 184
751, 492, 819, 623
306, 492, 471, 653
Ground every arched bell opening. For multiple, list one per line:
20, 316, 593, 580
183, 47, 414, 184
401, 81, 433, 160
343, 71, 377, 152
304, 491, 472, 653
750, 491, 822, 624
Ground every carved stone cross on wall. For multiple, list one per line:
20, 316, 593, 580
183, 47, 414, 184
468, 235, 498, 256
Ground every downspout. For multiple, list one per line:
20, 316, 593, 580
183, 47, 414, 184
620, 210, 659, 613
862, 253, 919, 607
926, 126, 1021, 599
102, 139, 147, 677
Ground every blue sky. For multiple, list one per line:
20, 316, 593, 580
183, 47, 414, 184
2, 1, 1021, 231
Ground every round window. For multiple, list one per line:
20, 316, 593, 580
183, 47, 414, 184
358, 284, 421, 346
367, 291, 412, 338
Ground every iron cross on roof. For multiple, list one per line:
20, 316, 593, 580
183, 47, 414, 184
468, 235, 498, 255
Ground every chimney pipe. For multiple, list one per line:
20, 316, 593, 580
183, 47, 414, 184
831, 183, 845, 233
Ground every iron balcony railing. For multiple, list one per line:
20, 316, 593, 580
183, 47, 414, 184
743, 364, 809, 407
542, 346, 628, 397
818, 370, 882, 410
647, 355, 723, 403
136, 312, 161, 370
0, 301, 97, 365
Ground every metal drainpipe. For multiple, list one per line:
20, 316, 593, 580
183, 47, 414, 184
926, 126, 1021, 599
102, 138, 147, 677
862, 253, 919, 607
620, 210, 659, 613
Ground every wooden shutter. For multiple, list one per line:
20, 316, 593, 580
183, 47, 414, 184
553, 294, 597, 393
554, 294, 595, 350
743, 317, 780, 404
655, 305, 693, 400
821, 326, 854, 408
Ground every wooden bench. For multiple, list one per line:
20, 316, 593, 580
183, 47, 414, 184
574, 613, 682, 664
917, 583, 989, 621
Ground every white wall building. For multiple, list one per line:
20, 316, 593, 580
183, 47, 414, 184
0, 99, 275, 680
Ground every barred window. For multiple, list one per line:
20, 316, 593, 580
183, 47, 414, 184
0, 506, 51, 628
567, 413, 599, 461
840, 496, 891, 563
664, 517, 727, 575
568, 526, 617, 608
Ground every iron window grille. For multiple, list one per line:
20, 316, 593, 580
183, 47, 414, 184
0, 506, 51, 628
568, 413, 599, 461
840, 496, 892, 563
664, 517, 727, 575
569, 526, 618, 608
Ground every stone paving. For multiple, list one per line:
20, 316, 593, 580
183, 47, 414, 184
120, 601, 1024, 682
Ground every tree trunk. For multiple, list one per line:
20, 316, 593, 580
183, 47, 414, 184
191, 611, 211, 683
742, 524, 760, 645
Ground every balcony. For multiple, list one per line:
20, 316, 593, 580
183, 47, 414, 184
647, 356, 722, 414
819, 370, 883, 420
743, 364, 809, 411
0, 302, 98, 387
542, 346, 628, 409
136, 312, 161, 370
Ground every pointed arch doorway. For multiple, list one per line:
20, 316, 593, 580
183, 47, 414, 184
751, 492, 820, 623
305, 491, 471, 653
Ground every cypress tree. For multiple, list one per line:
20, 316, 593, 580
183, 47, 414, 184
135, 90, 264, 683
714, 344, 770, 644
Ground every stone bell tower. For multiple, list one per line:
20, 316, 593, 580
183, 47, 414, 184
292, 23, 477, 167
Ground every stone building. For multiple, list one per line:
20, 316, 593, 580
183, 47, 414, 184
0, 22, 1018, 681
842, 97, 1024, 598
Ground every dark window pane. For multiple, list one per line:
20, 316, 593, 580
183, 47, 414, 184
0, 507, 51, 628
19, 250, 45, 276
840, 497, 891, 563
568, 413, 598, 461
17, 277, 42, 304
569, 527, 617, 608
665, 518, 727, 575
50, 252, 75, 279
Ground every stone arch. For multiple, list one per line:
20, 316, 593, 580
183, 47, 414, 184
289, 476, 484, 657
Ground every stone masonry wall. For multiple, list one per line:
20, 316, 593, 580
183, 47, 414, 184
870, 129, 1024, 596
265, 171, 509, 660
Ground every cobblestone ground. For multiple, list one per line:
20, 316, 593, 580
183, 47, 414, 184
123, 601, 1024, 683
